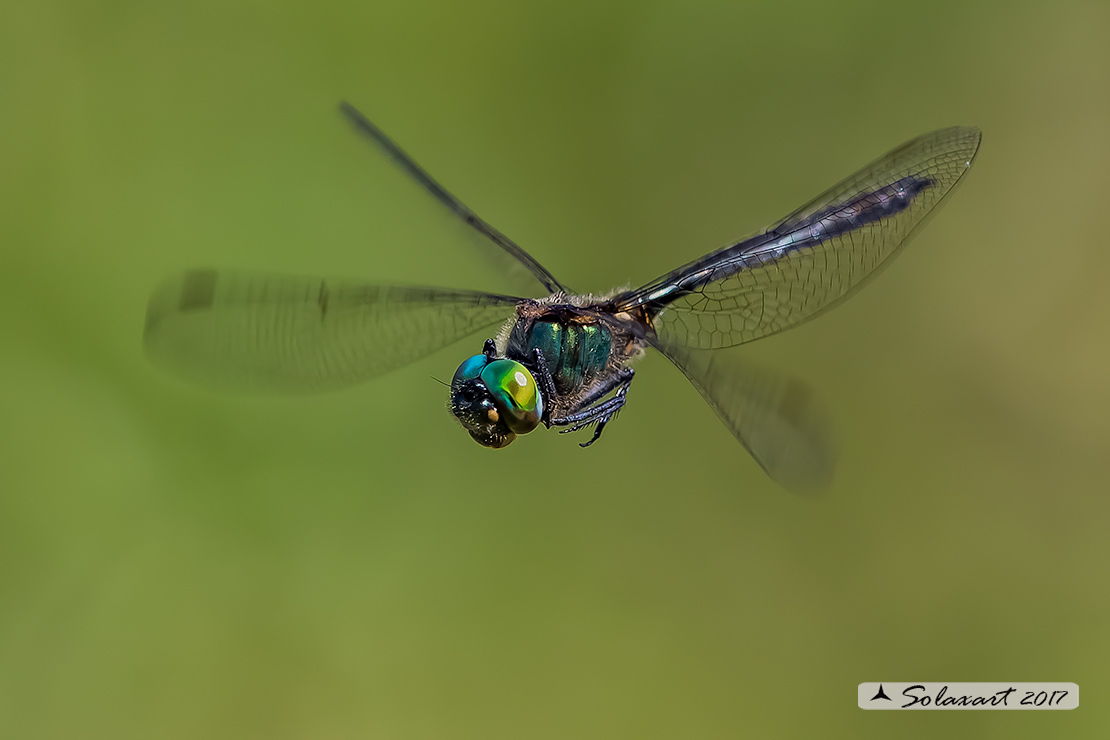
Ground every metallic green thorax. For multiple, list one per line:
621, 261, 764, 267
512, 318, 613, 396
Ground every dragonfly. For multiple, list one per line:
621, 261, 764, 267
144, 103, 981, 490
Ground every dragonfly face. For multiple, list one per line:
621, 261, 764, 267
449, 351, 543, 448
143, 102, 981, 490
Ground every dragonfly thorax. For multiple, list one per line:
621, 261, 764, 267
449, 354, 544, 448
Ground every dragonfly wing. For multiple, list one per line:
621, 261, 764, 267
653, 338, 835, 492
144, 269, 520, 392
340, 102, 570, 295
614, 127, 981, 349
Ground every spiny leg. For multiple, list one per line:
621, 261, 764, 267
569, 367, 634, 412
523, 348, 559, 424
548, 368, 635, 447
568, 392, 628, 447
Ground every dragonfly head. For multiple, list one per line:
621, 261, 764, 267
449, 354, 544, 448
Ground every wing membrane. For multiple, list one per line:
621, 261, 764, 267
615, 127, 981, 349
654, 339, 835, 492
144, 269, 519, 392
340, 102, 569, 295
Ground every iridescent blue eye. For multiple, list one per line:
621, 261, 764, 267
452, 354, 489, 387
479, 359, 544, 434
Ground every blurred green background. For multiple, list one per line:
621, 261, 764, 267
2, 0, 1108, 738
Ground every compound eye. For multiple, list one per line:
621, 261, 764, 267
452, 354, 489, 387
479, 359, 544, 434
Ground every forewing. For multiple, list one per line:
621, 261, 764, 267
340, 102, 570, 295
616, 127, 981, 349
655, 339, 835, 492
144, 269, 519, 392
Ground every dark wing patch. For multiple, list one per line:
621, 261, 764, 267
614, 127, 981, 349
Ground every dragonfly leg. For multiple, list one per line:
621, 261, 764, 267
575, 395, 625, 447
549, 368, 635, 447
559, 391, 629, 447
528, 348, 560, 424
572, 367, 634, 411
483, 338, 498, 360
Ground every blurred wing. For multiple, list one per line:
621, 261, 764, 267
654, 339, 835, 492
615, 127, 981, 349
340, 102, 570, 295
144, 269, 520, 392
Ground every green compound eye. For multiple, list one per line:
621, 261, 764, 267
452, 354, 489, 387
479, 359, 544, 434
